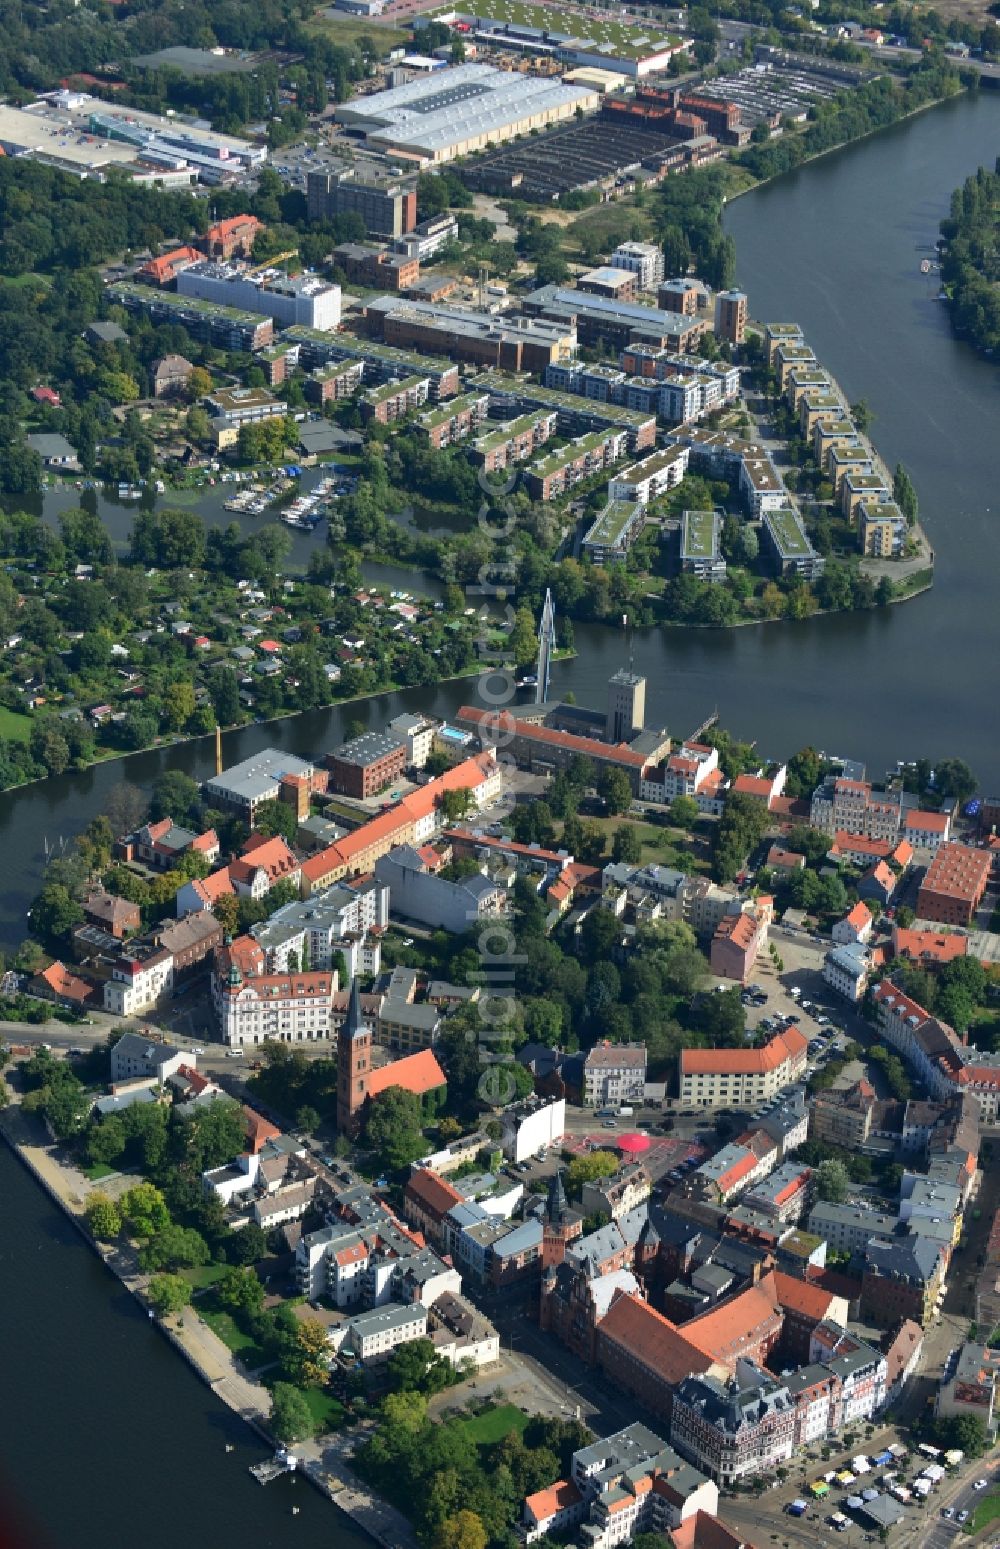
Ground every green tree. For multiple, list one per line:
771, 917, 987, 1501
365, 1087, 426, 1171
893, 462, 919, 524
612, 824, 642, 864
253, 798, 298, 844
120, 1181, 170, 1238
815, 1158, 850, 1202
295, 1104, 321, 1134
668, 795, 699, 830
432, 1510, 488, 1549
85, 1192, 123, 1240
146, 1274, 192, 1319
386, 1336, 453, 1395
599, 767, 633, 815
565, 1151, 619, 1196
218, 1265, 266, 1318
139, 1224, 210, 1273
269, 1382, 317, 1445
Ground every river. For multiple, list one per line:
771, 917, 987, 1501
3, 88, 1000, 1547
0, 1145, 368, 1549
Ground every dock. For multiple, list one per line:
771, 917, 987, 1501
249, 1452, 297, 1485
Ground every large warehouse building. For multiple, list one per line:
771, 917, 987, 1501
334, 63, 600, 164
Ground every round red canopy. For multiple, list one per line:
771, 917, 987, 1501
617, 1132, 651, 1154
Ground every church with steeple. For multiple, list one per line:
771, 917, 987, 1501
337, 974, 372, 1138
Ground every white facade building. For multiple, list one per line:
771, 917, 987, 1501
612, 241, 665, 291
583, 1043, 647, 1106
103, 949, 174, 1016
500, 1095, 566, 1163
178, 261, 341, 330
823, 944, 870, 1003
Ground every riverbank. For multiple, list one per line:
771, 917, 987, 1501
0, 1095, 415, 1549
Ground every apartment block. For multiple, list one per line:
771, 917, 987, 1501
918, 842, 992, 927
710, 898, 772, 983
525, 428, 628, 501
415, 390, 490, 449
471, 409, 557, 472
861, 500, 907, 556
678, 1025, 807, 1109
607, 444, 690, 505
761, 507, 825, 579
307, 166, 416, 239
583, 1042, 647, 1106
304, 359, 365, 405
612, 241, 665, 290
360, 372, 431, 424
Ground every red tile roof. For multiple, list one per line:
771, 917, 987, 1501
457, 706, 647, 767
773, 1270, 839, 1321
598, 1291, 717, 1382
844, 901, 872, 930
37, 961, 93, 1003
892, 927, 967, 966
405, 1168, 463, 1220
905, 809, 950, 833
525, 1480, 582, 1524
680, 1025, 807, 1076
683, 1273, 782, 1364
365, 1048, 446, 1099
243, 1105, 280, 1153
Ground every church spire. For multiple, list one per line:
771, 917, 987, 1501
345, 973, 363, 1039
548, 1167, 568, 1224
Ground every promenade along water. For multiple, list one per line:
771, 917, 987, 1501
4, 90, 1000, 1543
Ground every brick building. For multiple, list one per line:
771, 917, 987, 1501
917, 842, 992, 927
201, 215, 262, 259
326, 731, 408, 799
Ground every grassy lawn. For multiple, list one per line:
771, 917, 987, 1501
964, 1488, 1000, 1534
200, 1305, 270, 1368
182, 1262, 233, 1292
296, 1387, 345, 1434
562, 814, 707, 871
458, 1404, 529, 1446
84, 1162, 116, 1181
306, 9, 409, 52
0, 706, 33, 743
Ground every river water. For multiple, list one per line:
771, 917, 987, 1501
3, 89, 1000, 1548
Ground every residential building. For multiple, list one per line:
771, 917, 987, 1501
807, 1200, 897, 1255
304, 359, 365, 405
338, 1302, 427, 1364
582, 1164, 652, 1223
154, 912, 223, 980
525, 428, 628, 502
525, 1423, 718, 1548
393, 212, 458, 262
710, 898, 772, 984
83, 889, 140, 938
427, 1289, 500, 1371
327, 731, 408, 799
808, 1322, 887, 1425
578, 265, 640, 303
110, 1031, 190, 1085
612, 241, 665, 291
361, 373, 431, 425
860, 501, 907, 557
332, 241, 419, 292
671, 1365, 795, 1484
608, 444, 690, 505
252, 877, 388, 971
833, 900, 873, 946
918, 843, 992, 926
823, 943, 870, 1003
761, 507, 825, 579
741, 1162, 812, 1225
658, 278, 712, 316
584, 1043, 647, 1107
861, 1236, 946, 1328
151, 353, 196, 396
680, 509, 726, 583
810, 1079, 877, 1150
415, 391, 490, 450
904, 809, 953, 853
103, 946, 173, 1016
595, 1293, 721, 1421
500, 1095, 566, 1164
117, 816, 219, 870
936, 1342, 1000, 1435
228, 834, 301, 899
679, 1026, 807, 1110
582, 500, 646, 566
471, 409, 558, 473
375, 845, 506, 934
714, 289, 747, 345
307, 165, 416, 238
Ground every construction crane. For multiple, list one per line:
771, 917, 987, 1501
244, 249, 299, 278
